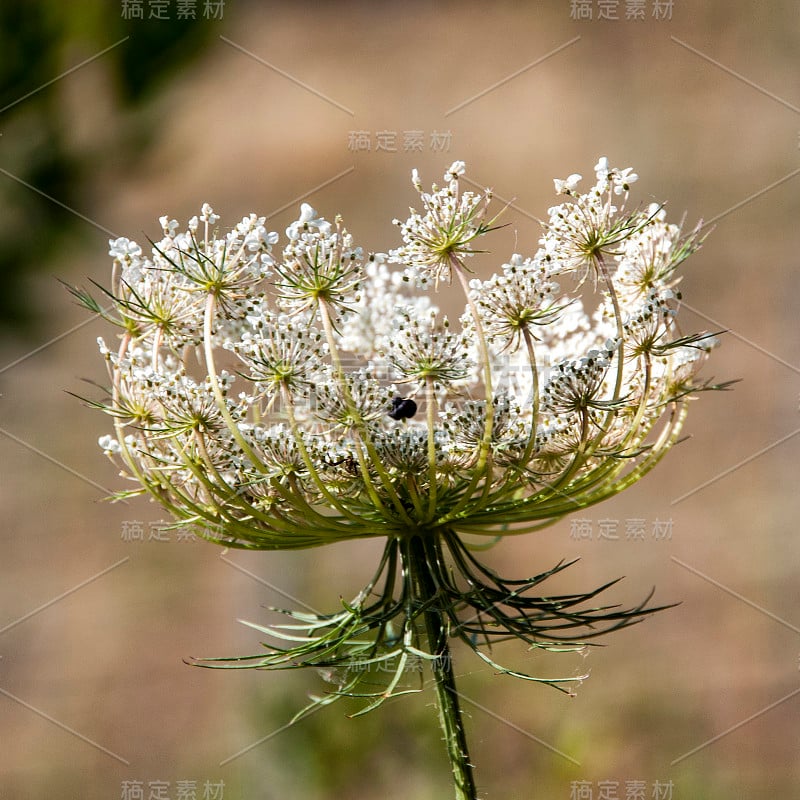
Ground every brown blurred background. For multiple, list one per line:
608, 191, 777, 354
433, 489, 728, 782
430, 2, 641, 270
1, 2, 798, 798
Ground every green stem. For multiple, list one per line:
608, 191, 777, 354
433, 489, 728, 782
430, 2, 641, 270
407, 535, 477, 800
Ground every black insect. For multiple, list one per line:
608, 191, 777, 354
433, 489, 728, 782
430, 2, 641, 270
388, 396, 417, 420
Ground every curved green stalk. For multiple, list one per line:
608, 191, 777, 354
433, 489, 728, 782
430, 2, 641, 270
405, 535, 477, 800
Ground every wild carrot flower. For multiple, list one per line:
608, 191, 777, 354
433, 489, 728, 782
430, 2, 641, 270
74, 160, 727, 800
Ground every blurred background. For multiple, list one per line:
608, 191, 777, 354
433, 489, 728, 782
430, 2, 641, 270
1, 1, 798, 798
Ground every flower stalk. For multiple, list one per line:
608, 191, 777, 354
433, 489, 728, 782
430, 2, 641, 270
405, 534, 477, 800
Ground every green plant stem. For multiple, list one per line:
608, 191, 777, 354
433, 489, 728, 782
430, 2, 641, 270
407, 535, 478, 800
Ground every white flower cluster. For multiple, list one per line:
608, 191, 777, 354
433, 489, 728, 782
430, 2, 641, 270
88, 160, 718, 549
392, 159, 494, 288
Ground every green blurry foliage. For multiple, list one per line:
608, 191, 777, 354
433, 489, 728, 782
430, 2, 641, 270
0, 0, 216, 331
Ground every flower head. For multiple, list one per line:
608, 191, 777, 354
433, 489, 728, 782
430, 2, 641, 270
275, 209, 362, 318
77, 162, 727, 715
471, 253, 569, 351
390, 162, 498, 287
383, 307, 472, 390
543, 156, 646, 284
